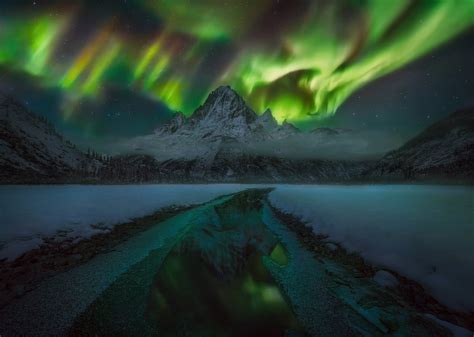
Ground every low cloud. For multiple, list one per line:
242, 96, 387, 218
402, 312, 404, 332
241, 131, 403, 161
108, 129, 403, 162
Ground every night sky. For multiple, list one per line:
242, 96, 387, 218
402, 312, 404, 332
0, 0, 473, 150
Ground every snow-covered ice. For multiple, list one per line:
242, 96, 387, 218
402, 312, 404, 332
0, 184, 249, 260
1, 183, 473, 314
269, 184, 474, 312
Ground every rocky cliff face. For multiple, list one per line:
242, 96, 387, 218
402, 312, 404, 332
0, 93, 99, 183
366, 108, 474, 181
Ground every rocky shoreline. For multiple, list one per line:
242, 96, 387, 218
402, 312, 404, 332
0, 205, 191, 309
0, 194, 472, 334
272, 207, 474, 332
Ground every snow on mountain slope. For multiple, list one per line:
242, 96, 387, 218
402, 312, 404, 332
105, 86, 402, 182
126, 86, 370, 161
0, 93, 95, 182
8, 85, 470, 183
154, 86, 299, 141
368, 108, 474, 180
126, 86, 300, 161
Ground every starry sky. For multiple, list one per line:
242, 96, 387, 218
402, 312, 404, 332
0, 0, 473, 150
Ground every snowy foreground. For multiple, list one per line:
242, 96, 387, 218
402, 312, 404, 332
269, 185, 474, 312
0, 184, 250, 260
0, 184, 472, 314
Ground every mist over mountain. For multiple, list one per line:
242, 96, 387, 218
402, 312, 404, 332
0, 87, 472, 184
115, 86, 400, 162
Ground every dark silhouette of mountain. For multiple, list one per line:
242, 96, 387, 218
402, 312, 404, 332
0, 93, 100, 183
1, 87, 472, 183
367, 107, 474, 181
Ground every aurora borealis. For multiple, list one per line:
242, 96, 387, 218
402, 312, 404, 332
0, 0, 473, 144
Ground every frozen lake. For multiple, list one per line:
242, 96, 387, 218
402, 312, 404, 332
0, 184, 472, 313
0, 184, 250, 259
269, 185, 474, 312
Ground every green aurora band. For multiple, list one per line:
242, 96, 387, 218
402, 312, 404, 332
0, 0, 473, 123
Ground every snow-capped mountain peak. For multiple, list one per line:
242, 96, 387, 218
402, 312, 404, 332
146, 86, 303, 162
192, 85, 256, 123
187, 85, 258, 139
155, 85, 278, 140
254, 108, 278, 130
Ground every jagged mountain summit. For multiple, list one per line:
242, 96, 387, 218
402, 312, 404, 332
128, 86, 390, 168
154, 85, 298, 141
129, 86, 308, 165
0, 93, 99, 183
117, 86, 367, 182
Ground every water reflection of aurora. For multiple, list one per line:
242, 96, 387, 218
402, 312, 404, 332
147, 246, 299, 337
146, 189, 299, 336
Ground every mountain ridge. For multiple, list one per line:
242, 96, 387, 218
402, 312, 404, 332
367, 107, 474, 180
0, 87, 473, 183
0, 93, 100, 183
